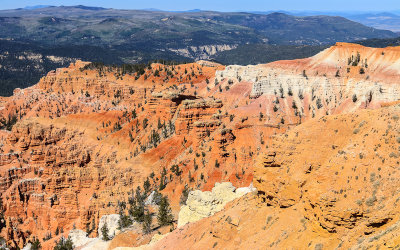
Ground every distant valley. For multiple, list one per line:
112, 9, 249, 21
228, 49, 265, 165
2, 4, 400, 250
0, 5, 398, 96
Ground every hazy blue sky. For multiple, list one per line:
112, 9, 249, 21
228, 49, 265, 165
0, 0, 398, 11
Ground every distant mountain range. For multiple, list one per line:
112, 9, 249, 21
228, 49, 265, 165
19, 6, 400, 32
0, 6, 395, 48
22, 5, 53, 10
0, 5, 399, 96
249, 10, 400, 32
345, 13, 400, 32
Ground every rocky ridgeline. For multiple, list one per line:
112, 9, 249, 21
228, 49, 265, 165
0, 59, 263, 249
216, 42, 400, 127
1, 43, 400, 249
168, 44, 237, 61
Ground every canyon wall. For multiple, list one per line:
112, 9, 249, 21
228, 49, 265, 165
1, 42, 400, 249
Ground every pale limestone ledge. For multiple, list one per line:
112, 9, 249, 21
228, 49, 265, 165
68, 214, 121, 250
67, 183, 255, 250
177, 182, 257, 228
110, 182, 255, 250
216, 65, 400, 108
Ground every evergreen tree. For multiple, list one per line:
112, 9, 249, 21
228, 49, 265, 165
0, 197, 5, 231
157, 118, 163, 129
118, 208, 132, 229
142, 210, 152, 234
152, 189, 163, 205
101, 222, 110, 241
91, 218, 96, 233
31, 237, 41, 250
352, 94, 358, 103
157, 196, 173, 227
159, 167, 167, 190
54, 236, 74, 250
143, 178, 151, 195
179, 185, 190, 205
129, 187, 145, 222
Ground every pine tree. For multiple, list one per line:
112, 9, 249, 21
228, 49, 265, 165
180, 185, 190, 205
31, 237, 41, 250
91, 218, 96, 233
152, 189, 163, 205
54, 236, 74, 250
143, 178, 151, 195
101, 222, 110, 241
157, 118, 163, 129
159, 167, 167, 190
157, 196, 173, 227
0, 197, 5, 231
142, 210, 153, 234
118, 206, 132, 229
129, 187, 145, 222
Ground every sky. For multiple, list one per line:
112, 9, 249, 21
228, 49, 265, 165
0, 0, 399, 12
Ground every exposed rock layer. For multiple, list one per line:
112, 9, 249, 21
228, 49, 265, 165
177, 182, 255, 227
2, 43, 400, 249
152, 104, 400, 249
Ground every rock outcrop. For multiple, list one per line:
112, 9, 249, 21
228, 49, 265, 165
0, 59, 260, 249
177, 182, 255, 227
2, 43, 400, 249
169, 44, 237, 60
68, 229, 97, 248
150, 103, 400, 249
98, 214, 120, 240
216, 42, 400, 127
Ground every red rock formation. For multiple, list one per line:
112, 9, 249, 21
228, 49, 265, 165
0, 59, 264, 249
1, 43, 400, 249
152, 103, 400, 249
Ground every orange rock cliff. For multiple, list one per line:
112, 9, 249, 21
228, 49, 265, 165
1, 43, 400, 249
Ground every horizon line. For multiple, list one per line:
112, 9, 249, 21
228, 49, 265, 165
0, 5, 398, 13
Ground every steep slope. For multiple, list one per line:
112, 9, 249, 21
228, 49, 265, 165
0, 60, 274, 249
152, 103, 400, 249
217, 42, 400, 128
1, 43, 400, 249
